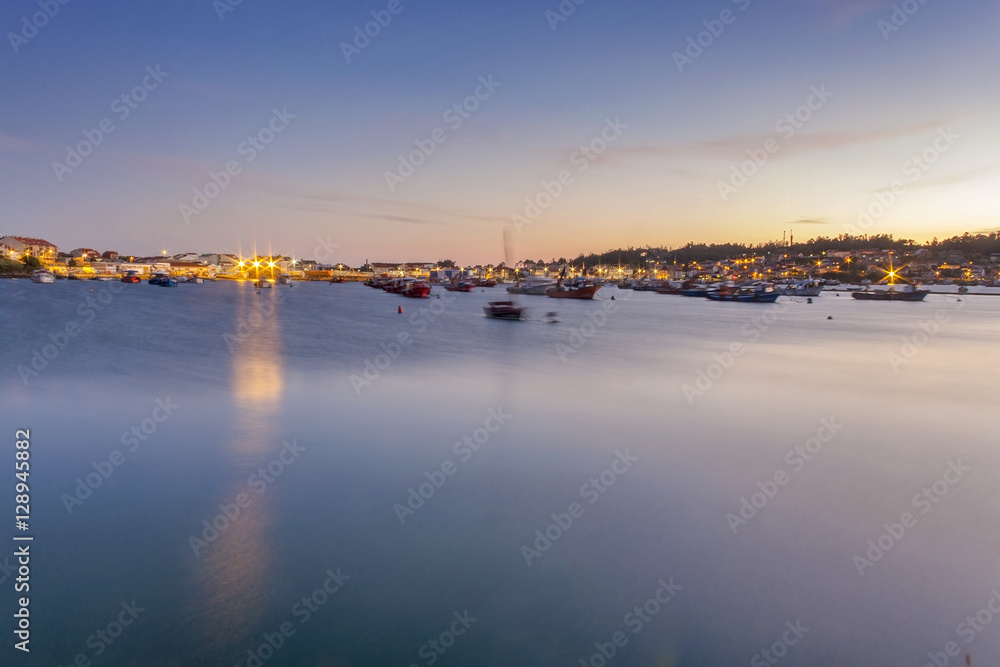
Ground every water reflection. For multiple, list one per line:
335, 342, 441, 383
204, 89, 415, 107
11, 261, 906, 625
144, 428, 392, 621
193, 285, 286, 653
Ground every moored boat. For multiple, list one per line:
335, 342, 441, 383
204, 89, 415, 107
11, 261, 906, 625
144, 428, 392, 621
545, 280, 601, 299
781, 280, 823, 297
445, 277, 476, 292
31, 269, 55, 284
121, 272, 141, 283
706, 283, 779, 303
851, 285, 928, 301
507, 275, 557, 295
401, 280, 431, 298
277, 273, 293, 285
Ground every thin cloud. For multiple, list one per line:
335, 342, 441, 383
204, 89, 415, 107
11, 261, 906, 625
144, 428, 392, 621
586, 121, 950, 167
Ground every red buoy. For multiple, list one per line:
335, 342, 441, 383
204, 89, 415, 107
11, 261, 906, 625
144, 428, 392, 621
398, 305, 403, 314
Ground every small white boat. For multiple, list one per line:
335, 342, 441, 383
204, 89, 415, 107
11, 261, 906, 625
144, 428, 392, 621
277, 273, 292, 285
187, 276, 204, 284
31, 269, 55, 284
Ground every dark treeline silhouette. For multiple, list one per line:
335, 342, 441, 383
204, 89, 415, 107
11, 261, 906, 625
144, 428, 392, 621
563, 232, 1000, 267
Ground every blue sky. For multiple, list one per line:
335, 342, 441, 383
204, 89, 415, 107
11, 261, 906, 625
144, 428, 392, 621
1, 0, 997, 264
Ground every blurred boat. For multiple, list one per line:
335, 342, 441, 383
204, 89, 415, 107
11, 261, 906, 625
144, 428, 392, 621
706, 283, 779, 302
31, 269, 55, 284
483, 301, 524, 320
508, 276, 557, 295
401, 280, 431, 298
851, 285, 928, 301
545, 279, 600, 299
781, 280, 823, 297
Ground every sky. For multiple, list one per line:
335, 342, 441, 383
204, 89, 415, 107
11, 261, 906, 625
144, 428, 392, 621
1, 0, 998, 265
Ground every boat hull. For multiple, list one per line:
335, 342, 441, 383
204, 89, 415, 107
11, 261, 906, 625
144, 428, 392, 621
851, 290, 928, 301
401, 286, 431, 298
484, 301, 524, 320
706, 291, 780, 302
545, 285, 601, 299
507, 284, 553, 295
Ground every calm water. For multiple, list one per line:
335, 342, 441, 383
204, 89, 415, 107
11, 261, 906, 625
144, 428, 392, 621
1, 279, 998, 666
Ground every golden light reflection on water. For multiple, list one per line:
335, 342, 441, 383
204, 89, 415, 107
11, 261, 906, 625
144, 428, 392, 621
193, 286, 287, 653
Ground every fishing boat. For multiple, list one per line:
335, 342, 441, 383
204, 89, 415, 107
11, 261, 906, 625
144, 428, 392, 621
158, 277, 178, 287
277, 273, 293, 285
444, 277, 476, 292
507, 275, 557, 295
148, 271, 170, 285
851, 261, 929, 301
706, 283, 780, 303
851, 284, 928, 301
781, 280, 823, 297
187, 276, 204, 284
30, 269, 55, 284
678, 285, 717, 297
483, 301, 524, 320
401, 279, 431, 298
330, 277, 345, 284
254, 278, 273, 289
121, 272, 141, 284
545, 279, 601, 299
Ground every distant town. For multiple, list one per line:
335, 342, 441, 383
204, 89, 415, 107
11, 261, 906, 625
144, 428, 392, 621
3, 231, 1000, 285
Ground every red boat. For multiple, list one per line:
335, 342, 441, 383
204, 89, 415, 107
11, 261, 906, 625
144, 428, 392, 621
401, 280, 431, 298
444, 279, 476, 292
121, 273, 141, 283
545, 280, 601, 299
